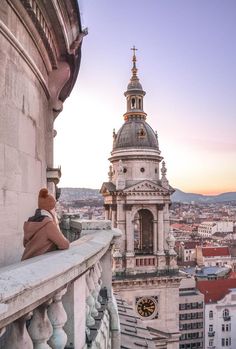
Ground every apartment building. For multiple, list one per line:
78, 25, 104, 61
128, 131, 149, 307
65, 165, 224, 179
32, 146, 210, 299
179, 276, 204, 349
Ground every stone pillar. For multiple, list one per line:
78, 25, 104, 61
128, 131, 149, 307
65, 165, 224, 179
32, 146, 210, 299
125, 205, 133, 254
163, 203, 170, 250
63, 275, 86, 349
157, 204, 166, 270
104, 204, 109, 220
111, 204, 117, 228
125, 204, 135, 272
116, 199, 126, 254
157, 204, 164, 254
153, 219, 158, 254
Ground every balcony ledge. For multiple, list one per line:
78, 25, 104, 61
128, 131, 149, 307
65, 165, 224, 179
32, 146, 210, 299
0, 225, 121, 328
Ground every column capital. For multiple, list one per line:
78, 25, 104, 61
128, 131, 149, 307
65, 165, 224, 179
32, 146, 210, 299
157, 204, 165, 210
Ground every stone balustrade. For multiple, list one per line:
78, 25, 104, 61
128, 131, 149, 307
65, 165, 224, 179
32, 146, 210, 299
135, 255, 157, 267
0, 221, 121, 349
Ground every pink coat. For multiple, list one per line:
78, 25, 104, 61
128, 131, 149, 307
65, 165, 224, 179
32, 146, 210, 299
22, 217, 69, 260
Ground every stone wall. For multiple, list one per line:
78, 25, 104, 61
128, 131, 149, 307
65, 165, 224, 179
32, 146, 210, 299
0, 0, 84, 267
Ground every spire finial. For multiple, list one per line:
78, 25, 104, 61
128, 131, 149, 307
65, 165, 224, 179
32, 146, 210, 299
131, 45, 138, 58
130, 45, 138, 76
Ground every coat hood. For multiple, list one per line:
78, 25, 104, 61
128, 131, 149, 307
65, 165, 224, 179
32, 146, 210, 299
23, 218, 52, 243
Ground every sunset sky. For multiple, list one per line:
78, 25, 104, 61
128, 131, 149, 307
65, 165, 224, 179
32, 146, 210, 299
54, 0, 236, 195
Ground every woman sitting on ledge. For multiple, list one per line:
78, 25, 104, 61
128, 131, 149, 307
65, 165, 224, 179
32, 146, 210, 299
22, 188, 70, 260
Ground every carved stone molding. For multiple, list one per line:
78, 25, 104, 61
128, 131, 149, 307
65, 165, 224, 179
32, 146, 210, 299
47, 167, 61, 185
21, 0, 57, 68
113, 276, 181, 290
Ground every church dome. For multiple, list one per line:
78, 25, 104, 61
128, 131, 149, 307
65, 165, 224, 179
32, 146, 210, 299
127, 79, 143, 91
113, 118, 159, 150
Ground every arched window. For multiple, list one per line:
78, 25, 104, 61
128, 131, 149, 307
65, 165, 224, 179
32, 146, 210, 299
131, 98, 136, 109
209, 310, 213, 319
138, 98, 141, 109
133, 209, 153, 255
223, 309, 229, 318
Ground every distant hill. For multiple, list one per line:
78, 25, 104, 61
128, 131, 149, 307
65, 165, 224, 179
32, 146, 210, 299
59, 187, 236, 203
172, 189, 236, 203
59, 187, 102, 202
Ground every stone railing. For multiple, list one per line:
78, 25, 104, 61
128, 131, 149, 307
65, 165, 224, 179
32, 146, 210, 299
135, 255, 157, 268
0, 220, 121, 349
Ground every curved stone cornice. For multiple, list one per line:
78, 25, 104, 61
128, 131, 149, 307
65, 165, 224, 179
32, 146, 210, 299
8, 0, 86, 116
113, 276, 181, 290
109, 147, 162, 163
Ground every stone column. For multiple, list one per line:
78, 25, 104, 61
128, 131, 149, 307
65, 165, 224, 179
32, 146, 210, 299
116, 199, 126, 254
125, 204, 135, 272
111, 204, 117, 228
153, 219, 158, 254
157, 204, 164, 254
104, 204, 109, 220
125, 205, 133, 255
163, 203, 170, 250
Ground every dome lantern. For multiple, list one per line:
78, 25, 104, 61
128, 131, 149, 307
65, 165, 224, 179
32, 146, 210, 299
124, 46, 146, 121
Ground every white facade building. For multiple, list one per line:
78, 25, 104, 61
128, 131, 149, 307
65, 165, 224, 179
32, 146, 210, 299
197, 279, 236, 349
198, 221, 233, 238
196, 246, 232, 267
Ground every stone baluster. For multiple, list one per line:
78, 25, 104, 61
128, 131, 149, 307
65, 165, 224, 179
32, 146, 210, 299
4, 313, 33, 349
28, 302, 53, 349
86, 279, 95, 329
92, 266, 101, 310
0, 327, 6, 338
48, 288, 67, 349
86, 271, 98, 317
95, 262, 103, 303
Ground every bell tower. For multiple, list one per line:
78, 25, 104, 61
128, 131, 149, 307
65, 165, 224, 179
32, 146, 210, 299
100, 49, 180, 346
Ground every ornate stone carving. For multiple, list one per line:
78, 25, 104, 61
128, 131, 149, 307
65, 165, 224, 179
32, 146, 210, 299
118, 160, 124, 175
161, 161, 169, 189
166, 233, 176, 255
108, 165, 113, 181
21, 0, 57, 67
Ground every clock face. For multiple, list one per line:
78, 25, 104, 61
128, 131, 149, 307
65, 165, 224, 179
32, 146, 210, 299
136, 297, 157, 318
